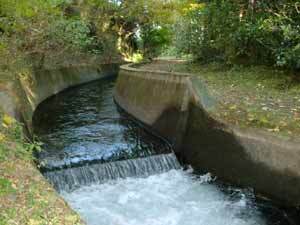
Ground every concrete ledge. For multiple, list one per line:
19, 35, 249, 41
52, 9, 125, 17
115, 61, 300, 207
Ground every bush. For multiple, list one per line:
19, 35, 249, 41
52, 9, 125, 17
172, 0, 300, 72
139, 25, 172, 58
0, 0, 122, 76
48, 19, 95, 52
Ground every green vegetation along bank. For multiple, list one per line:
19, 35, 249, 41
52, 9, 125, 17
0, 112, 83, 225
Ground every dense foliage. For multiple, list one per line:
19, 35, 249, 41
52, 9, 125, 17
0, 0, 121, 72
0, 0, 299, 72
172, 0, 300, 72
0, 0, 187, 74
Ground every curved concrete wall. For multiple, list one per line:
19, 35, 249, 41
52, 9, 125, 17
16, 64, 118, 132
115, 62, 300, 207
115, 64, 191, 150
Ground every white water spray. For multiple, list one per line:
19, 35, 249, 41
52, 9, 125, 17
63, 169, 266, 225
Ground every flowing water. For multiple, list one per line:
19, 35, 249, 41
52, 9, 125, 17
33, 77, 294, 225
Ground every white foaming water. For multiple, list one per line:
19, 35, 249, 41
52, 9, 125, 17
63, 169, 266, 225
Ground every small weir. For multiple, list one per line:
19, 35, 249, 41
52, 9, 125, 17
44, 153, 180, 192
33, 77, 294, 225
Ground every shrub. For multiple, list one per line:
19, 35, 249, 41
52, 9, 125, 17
139, 25, 172, 58
48, 19, 95, 51
172, 0, 300, 72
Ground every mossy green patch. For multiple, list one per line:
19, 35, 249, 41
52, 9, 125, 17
0, 177, 16, 196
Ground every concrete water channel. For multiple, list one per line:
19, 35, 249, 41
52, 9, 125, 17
32, 77, 296, 225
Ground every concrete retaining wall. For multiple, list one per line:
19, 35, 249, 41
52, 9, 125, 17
115, 62, 300, 207
115, 64, 190, 150
17, 64, 118, 132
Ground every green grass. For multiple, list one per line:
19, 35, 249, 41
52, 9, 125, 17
0, 178, 16, 196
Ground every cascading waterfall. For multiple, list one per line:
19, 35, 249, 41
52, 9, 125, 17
44, 153, 181, 192
33, 77, 293, 225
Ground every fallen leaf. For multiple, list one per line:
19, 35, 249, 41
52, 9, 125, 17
229, 105, 237, 110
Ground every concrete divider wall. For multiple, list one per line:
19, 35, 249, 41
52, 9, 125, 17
115, 62, 300, 207
115, 64, 190, 150
184, 85, 300, 206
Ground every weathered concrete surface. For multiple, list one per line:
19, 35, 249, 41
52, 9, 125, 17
115, 64, 190, 150
182, 100, 300, 206
115, 62, 300, 207
18, 64, 118, 132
